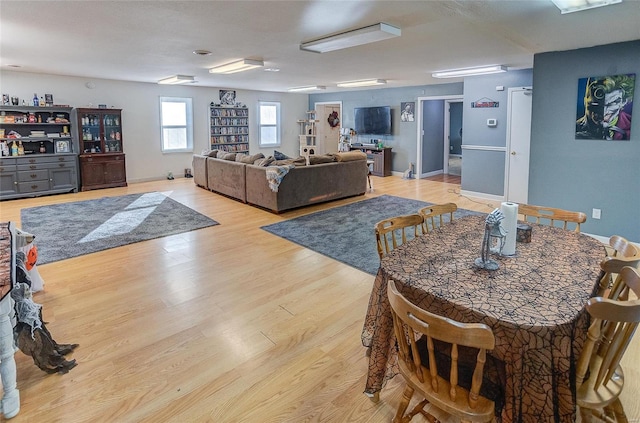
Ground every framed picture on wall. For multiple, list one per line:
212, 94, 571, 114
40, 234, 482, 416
400, 102, 415, 122
575, 73, 635, 140
219, 90, 236, 106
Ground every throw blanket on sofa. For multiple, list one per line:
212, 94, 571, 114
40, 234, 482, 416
266, 164, 295, 192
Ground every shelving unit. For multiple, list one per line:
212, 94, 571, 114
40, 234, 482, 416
350, 145, 392, 177
298, 110, 317, 164
210, 105, 249, 154
0, 105, 78, 200
75, 108, 127, 191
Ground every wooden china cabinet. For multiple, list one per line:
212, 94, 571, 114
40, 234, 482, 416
76, 108, 127, 191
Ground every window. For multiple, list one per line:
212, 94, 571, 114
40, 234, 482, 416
160, 97, 193, 153
258, 101, 280, 147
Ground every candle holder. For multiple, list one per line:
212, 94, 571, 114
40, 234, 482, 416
475, 208, 507, 270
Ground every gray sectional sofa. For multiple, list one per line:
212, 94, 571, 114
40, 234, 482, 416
192, 152, 368, 213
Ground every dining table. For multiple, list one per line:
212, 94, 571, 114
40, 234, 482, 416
361, 214, 605, 423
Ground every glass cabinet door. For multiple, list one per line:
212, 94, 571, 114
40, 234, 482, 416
80, 112, 102, 153
103, 113, 122, 152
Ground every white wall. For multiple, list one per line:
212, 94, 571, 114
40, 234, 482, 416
1, 70, 307, 182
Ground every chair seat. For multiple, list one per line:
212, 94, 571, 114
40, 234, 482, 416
398, 360, 495, 422
577, 356, 625, 409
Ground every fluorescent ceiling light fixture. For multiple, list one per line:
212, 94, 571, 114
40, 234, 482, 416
551, 0, 621, 14
288, 85, 326, 92
157, 75, 195, 85
209, 59, 264, 74
337, 79, 387, 88
432, 65, 507, 78
300, 23, 401, 53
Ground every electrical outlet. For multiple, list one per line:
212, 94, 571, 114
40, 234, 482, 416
592, 208, 601, 219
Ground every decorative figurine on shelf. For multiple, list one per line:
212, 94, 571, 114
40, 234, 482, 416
474, 208, 507, 270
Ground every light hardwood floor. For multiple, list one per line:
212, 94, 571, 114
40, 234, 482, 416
0, 176, 637, 423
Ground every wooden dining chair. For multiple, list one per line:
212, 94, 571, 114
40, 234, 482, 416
596, 236, 640, 298
606, 235, 639, 258
387, 279, 496, 423
418, 202, 458, 233
576, 267, 640, 423
518, 203, 587, 232
374, 214, 424, 259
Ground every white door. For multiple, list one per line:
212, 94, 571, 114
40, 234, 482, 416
505, 87, 532, 204
314, 102, 342, 154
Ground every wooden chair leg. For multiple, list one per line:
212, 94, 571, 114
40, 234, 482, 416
393, 385, 415, 423
606, 398, 628, 423
579, 406, 593, 423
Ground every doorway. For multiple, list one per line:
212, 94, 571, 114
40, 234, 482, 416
447, 101, 463, 176
314, 102, 342, 154
416, 95, 463, 179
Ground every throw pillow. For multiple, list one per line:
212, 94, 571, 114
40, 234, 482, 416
254, 156, 275, 167
207, 149, 219, 157
216, 150, 227, 159
221, 152, 237, 161
274, 150, 290, 160
335, 151, 367, 162
236, 153, 265, 164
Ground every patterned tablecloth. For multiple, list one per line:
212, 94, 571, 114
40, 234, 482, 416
361, 215, 605, 423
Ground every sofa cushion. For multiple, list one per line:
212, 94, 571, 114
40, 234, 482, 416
221, 152, 237, 161
207, 149, 219, 157
255, 156, 275, 166
216, 150, 227, 159
335, 151, 367, 162
309, 155, 336, 165
274, 150, 290, 160
236, 153, 265, 164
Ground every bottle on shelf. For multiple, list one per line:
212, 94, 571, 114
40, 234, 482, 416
11, 140, 18, 156
39, 97, 45, 107
17, 141, 24, 156
33, 93, 38, 107
39, 142, 46, 153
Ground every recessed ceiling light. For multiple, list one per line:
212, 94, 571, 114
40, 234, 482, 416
264, 68, 280, 72
301, 23, 401, 53
288, 85, 326, 92
158, 75, 196, 85
193, 50, 212, 56
337, 79, 387, 88
431, 65, 507, 78
209, 59, 264, 74
551, 0, 621, 14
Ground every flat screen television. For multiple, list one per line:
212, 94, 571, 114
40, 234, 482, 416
354, 106, 392, 135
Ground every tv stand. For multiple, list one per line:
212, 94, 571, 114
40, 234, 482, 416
349, 146, 391, 177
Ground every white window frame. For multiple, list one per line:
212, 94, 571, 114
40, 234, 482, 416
159, 96, 193, 153
258, 101, 281, 147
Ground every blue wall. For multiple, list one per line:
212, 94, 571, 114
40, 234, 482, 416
460, 70, 533, 196
310, 83, 462, 173
530, 40, 640, 241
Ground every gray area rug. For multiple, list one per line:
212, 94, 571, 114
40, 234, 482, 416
261, 195, 481, 275
21, 192, 219, 265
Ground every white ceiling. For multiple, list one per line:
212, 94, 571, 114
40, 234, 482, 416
1, 1, 639, 93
